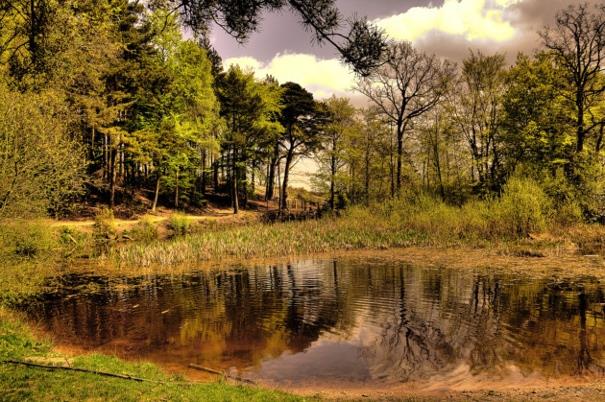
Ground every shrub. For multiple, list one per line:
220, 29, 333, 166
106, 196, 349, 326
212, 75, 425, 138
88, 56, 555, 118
93, 208, 117, 255
127, 217, 158, 243
168, 213, 191, 236
493, 175, 552, 238
0, 221, 56, 259
554, 200, 584, 227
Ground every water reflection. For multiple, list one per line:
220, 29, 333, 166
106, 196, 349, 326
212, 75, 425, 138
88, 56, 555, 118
23, 259, 605, 385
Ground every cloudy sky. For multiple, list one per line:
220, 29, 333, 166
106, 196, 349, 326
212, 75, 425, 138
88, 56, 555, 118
211, 0, 590, 101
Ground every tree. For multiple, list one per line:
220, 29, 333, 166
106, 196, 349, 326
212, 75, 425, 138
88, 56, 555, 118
278, 82, 319, 211
156, 0, 386, 76
217, 66, 283, 213
501, 53, 575, 175
541, 3, 605, 153
0, 0, 54, 79
450, 51, 506, 194
0, 83, 84, 217
357, 42, 453, 193
316, 96, 357, 209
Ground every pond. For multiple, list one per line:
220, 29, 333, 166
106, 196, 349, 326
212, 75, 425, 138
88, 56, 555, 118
21, 257, 605, 392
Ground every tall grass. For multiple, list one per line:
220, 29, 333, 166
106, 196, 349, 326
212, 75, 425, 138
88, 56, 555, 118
112, 176, 574, 267
0, 175, 589, 270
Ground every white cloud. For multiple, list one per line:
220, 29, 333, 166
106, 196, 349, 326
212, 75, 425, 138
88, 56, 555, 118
224, 53, 356, 99
375, 0, 522, 43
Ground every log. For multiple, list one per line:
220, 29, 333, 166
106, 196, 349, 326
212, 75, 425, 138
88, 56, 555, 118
188, 363, 256, 384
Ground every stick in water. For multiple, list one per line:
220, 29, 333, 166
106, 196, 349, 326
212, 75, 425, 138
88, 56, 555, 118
188, 363, 256, 384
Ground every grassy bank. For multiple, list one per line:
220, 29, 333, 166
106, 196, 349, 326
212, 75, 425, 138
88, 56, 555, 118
108, 177, 598, 267
0, 308, 308, 402
1, 176, 602, 272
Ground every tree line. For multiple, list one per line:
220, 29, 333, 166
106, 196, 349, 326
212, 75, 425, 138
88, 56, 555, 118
1, 1, 605, 221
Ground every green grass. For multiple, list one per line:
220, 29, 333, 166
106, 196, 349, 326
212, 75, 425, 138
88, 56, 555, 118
108, 176, 566, 267
0, 175, 590, 271
110, 214, 423, 267
0, 309, 309, 402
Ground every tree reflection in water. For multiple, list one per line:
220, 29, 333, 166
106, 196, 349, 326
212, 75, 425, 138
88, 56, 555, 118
23, 259, 605, 385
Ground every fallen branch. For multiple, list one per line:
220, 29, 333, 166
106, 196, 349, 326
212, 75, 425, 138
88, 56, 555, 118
2, 359, 162, 384
188, 363, 256, 385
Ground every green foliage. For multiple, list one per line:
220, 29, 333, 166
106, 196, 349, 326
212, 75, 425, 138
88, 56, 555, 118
501, 53, 574, 173
93, 208, 117, 255
125, 217, 158, 243
0, 83, 84, 218
168, 213, 192, 236
0, 221, 56, 259
494, 175, 552, 237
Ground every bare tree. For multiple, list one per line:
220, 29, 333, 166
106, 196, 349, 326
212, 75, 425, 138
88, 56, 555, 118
450, 51, 506, 194
356, 42, 453, 192
541, 3, 605, 153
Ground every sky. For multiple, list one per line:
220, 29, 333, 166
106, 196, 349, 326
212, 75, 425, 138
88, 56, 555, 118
211, 0, 593, 102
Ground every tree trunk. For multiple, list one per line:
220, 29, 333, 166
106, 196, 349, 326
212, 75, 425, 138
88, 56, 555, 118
576, 91, 585, 153
280, 149, 294, 211
212, 158, 219, 191
109, 149, 116, 209
175, 169, 179, 209
396, 126, 403, 192
251, 162, 256, 196
241, 164, 248, 209
201, 149, 207, 195
103, 134, 108, 180
231, 147, 239, 214
277, 161, 282, 211
266, 143, 279, 201
330, 150, 336, 210
152, 174, 161, 212
90, 127, 95, 161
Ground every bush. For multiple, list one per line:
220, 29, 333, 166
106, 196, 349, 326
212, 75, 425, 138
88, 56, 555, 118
0, 83, 84, 218
126, 217, 158, 243
554, 200, 584, 227
93, 208, 117, 255
58, 226, 92, 258
0, 221, 56, 259
493, 175, 552, 238
168, 213, 191, 236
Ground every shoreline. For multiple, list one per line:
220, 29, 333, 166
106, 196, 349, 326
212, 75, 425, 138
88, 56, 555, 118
5, 247, 605, 400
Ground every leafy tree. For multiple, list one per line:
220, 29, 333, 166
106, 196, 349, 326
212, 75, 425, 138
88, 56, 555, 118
541, 3, 605, 153
450, 51, 507, 194
0, 83, 84, 217
278, 82, 320, 210
217, 65, 283, 213
315, 96, 357, 209
501, 53, 575, 176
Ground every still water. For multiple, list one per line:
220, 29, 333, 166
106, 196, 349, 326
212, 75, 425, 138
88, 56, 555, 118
22, 258, 605, 389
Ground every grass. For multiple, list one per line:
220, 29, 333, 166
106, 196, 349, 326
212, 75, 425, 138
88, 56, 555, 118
0, 308, 308, 402
0, 175, 600, 271
108, 177, 589, 268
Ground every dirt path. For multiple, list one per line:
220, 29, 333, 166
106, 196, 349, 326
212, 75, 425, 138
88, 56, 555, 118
46, 207, 260, 233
